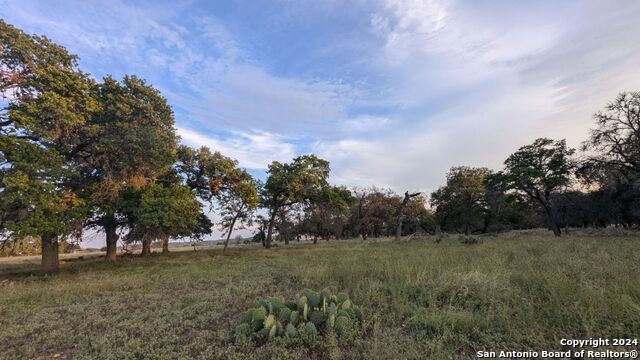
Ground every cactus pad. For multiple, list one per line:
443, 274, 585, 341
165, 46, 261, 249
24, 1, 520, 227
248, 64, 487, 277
309, 310, 328, 326
304, 322, 318, 337
286, 323, 298, 338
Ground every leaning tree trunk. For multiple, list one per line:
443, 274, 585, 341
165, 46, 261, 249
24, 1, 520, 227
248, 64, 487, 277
104, 216, 119, 262
223, 213, 240, 252
395, 191, 421, 241
141, 238, 152, 257
41, 234, 60, 274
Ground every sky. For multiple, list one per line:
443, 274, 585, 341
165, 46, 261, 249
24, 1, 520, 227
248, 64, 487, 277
2, 1, 640, 244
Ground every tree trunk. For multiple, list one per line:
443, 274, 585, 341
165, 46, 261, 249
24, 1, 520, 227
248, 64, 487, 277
141, 238, 152, 257
104, 216, 118, 262
161, 235, 169, 254
41, 234, 59, 274
223, 213, 240, 252
395, 218, 403, 241
549, 220, 562, 236
542, 203, 561, 237
265, 210, 276, 249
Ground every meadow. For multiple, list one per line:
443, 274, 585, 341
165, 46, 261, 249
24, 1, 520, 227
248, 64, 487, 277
1, 233, 639, 359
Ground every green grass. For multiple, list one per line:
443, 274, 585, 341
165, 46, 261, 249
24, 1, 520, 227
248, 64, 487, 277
1, 234, 639, 359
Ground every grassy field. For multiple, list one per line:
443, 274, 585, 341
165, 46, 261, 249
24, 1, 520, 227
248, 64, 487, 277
1, 234, 639, 359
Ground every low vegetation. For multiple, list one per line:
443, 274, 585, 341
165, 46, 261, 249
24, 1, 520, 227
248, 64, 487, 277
235, 289, 362, 344
1, 233, 638, 359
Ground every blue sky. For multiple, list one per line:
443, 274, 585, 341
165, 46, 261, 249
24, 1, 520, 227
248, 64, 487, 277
2, 0, 640, 196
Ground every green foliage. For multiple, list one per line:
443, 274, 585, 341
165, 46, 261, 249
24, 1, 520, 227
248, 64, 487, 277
235, 289, 362, 345
490, 138, 576, 235
124, 183, 202, 243
176, 145, 239, 202
0, 20, 95, 243
431, 167, 492, 235
261, 155, 330, 246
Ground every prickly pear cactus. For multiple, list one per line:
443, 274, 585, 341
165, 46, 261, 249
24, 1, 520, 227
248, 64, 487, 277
234, 289, 362, 344
278, 307, 291, 322
302, 289, 320, 309
319, 290, 331, 305
289, 310, 300, 325
304, 321, 318, 337
286, 323, 298, 338
309, 310, 328, 326
298, 295, 307, 308
252, 306, 267, 322
337, 292, 349, 304
263, 314, 276, 330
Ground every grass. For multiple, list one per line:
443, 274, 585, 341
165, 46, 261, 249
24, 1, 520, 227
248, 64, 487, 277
1, 234, 639, 359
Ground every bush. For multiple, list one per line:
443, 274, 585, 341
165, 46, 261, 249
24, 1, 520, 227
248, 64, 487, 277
234, 289, 362, 345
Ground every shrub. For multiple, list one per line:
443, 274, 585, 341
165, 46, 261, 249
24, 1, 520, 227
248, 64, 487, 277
234, 289, 362, 344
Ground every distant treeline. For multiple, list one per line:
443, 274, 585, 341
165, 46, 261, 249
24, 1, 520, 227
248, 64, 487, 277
1, 20, 638, 273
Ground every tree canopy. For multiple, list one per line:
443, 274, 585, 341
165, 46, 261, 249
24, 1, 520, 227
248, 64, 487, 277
489, 138, 575, 236
431, 167, 492, 235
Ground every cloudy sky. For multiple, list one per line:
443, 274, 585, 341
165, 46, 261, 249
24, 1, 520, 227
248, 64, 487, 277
2, 0, 640, 197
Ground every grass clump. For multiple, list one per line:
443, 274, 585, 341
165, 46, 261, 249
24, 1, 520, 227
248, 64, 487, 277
458, 235, 483, 245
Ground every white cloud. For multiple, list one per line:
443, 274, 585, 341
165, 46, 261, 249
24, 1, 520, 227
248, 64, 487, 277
187, 64, 356, 136
315, 0, 640, 195
177, 127, 295, 170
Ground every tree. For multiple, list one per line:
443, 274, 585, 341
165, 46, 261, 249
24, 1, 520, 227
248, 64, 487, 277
431, 167, 491, 235
79, 75, 178, 262
301, 185, 354, 242
217, 170, 258, 252
579, 92, 640, 227
582, 92, 640, 182
348, 187, 400, 239
176, 145, 238, 204
262, 155, 330, 248
395, 191, 422, 240
491, 138, 575, 236
124, 184, 201, 256
484, 176, 544, 231
0, 20, 97, 273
